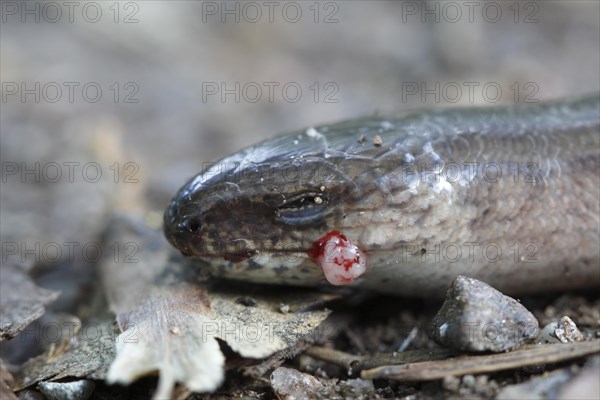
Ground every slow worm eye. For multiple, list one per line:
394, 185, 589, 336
278, 194, 323, 210
275, 192, 329, 226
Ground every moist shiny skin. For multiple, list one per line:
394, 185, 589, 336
164, 95, 600, 297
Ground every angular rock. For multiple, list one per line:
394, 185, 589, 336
539, 316, 586, 344
429, 275, 539, 352
555, 316, 585, 343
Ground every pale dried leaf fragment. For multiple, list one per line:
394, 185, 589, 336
496, 368, 574, 400
101, 214, 225, 399
106, 289, 225, 398
210, 288, 330, 359
558, 355, 600, 399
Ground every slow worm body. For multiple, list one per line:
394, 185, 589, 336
165, 95, 600, 296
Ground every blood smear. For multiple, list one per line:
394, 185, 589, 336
309, 230, 367, 285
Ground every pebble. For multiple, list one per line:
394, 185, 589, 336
555, 316, 585, 343
538, 316, 584, 344
462, 374, 476, 387
429, 275, 539, 352
538, 321, 562, 344
337, 378, 375, 397
37, 380, 95, 400
442, 375, 460, 391
270, 367, 324, 400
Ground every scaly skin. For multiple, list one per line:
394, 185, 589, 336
164, 95, 600, 297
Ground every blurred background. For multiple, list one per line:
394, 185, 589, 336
3, 0, 599, 200
1, 0, 599, 357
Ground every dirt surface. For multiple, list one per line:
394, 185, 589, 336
1, 1, 599, 399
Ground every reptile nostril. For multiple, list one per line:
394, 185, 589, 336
186, 218, 201, 233
179, 245, 193, 257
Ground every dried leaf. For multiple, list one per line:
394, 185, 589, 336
100, 214, 333, 399
209, 284, 332, 359
100, 214, 224, 398
10, 315, 116, 390
0, 263, 60, 341
0, 363, 18, 400
106, 285, 225, 399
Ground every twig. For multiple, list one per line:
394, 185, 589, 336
361, 339, 600, 381
242, 340, 313, 378
304, 346, 456, 373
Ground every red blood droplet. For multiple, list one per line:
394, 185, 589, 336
308, 230, 367, 286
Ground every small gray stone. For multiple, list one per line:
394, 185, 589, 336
37, 380, 95, 400
462, 374, 476, 387
429, 275, 539, 352
442, 375, 460, 391
270, 367, 324, 400
538, 321, 562, 344
337, 378, 375, 397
